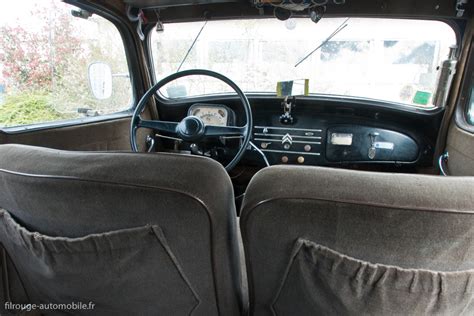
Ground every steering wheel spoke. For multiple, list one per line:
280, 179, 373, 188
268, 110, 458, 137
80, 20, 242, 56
204, 125, 246, 137
137, 119, 178, 134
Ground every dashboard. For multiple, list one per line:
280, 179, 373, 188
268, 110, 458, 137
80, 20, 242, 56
156, 96, 441, 171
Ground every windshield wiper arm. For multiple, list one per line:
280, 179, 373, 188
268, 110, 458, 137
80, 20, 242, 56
177, 20, 208, 72
295, 18, 350, 68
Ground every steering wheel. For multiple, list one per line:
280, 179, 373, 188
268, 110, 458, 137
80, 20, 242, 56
130, 69, 253, 171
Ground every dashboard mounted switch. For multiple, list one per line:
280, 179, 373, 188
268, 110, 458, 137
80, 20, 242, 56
368, 132, 379, 160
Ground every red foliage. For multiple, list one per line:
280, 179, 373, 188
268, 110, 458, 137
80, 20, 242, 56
0, 2, 83, 92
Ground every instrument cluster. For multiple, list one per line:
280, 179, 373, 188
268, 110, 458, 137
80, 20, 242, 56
188, 104, 233, 126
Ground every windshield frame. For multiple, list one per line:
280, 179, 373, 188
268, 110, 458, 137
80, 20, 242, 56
146, 16, 460, 111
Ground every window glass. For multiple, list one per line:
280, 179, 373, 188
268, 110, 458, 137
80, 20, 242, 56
151, 18, 456, 107
467, 86, 474, 125
0, 0, 132, 128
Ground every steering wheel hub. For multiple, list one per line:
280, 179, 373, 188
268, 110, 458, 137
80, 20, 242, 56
177, 116, 205, 140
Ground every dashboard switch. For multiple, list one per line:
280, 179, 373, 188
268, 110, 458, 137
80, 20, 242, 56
368, 132, 380, 160
297, 156, 305, 164
281, 156, 289, 163
368, 147, 376, 160
304, 145, 311, 152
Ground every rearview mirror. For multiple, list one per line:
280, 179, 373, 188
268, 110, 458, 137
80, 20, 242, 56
276, 79, 309, 97
88, 62, 112, 100
166, 85, 188, 98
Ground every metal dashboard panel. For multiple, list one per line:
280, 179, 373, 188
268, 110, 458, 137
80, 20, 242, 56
252, 124, 419, 165
326, 125, 419, 163
253, 125, 324, 165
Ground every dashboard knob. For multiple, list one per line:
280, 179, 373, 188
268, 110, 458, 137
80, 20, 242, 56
281, 156, 289, 163
304, 145, 311, 152
297, 156, 305, 164
368, 147, 376, 160
190, 143, 199, 154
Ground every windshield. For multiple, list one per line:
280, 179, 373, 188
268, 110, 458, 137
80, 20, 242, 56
150, 18, 456, 108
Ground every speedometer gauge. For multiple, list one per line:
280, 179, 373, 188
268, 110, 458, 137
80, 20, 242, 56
188, 104, 230, 126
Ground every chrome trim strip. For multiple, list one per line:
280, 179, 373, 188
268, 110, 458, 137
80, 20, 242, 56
261, 149, 321, 156
156, 134, 183, 141
254, 133, 322, 140
254, 126, 323, 132
254, 138, 321, 145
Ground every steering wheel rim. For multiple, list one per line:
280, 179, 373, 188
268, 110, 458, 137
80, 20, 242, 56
130, 69, 253, 171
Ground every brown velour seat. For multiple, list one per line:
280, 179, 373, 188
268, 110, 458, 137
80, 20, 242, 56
0, 144, 243, 316
240, 166, 474, 316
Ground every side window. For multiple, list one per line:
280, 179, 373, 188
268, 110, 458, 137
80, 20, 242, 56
0, 1, 131, 129
467, 85, 474, 125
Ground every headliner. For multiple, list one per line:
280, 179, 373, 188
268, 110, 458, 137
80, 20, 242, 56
78, 0, 471, 23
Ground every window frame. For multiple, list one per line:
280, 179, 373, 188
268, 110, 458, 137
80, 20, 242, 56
463, 83, 474, 126
147, 16, 461, 112
455, 38, 474, 134
0, 1, 139, 134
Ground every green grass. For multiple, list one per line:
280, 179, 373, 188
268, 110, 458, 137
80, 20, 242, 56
0, 93, 68, 127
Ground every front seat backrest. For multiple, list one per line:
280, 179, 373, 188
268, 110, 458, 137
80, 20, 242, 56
240, 166, 474, 316
0, 144, 242, 316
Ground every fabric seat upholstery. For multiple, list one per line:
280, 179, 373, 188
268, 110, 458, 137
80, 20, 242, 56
240, 165, 474, 315
0, 144, 243, 316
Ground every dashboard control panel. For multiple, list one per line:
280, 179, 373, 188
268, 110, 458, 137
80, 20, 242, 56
326, 125, 419, 163
253, 126, 324, 165
253, 124, 420, 165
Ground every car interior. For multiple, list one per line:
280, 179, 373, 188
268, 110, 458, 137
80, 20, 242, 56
0, 0, 473, 315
